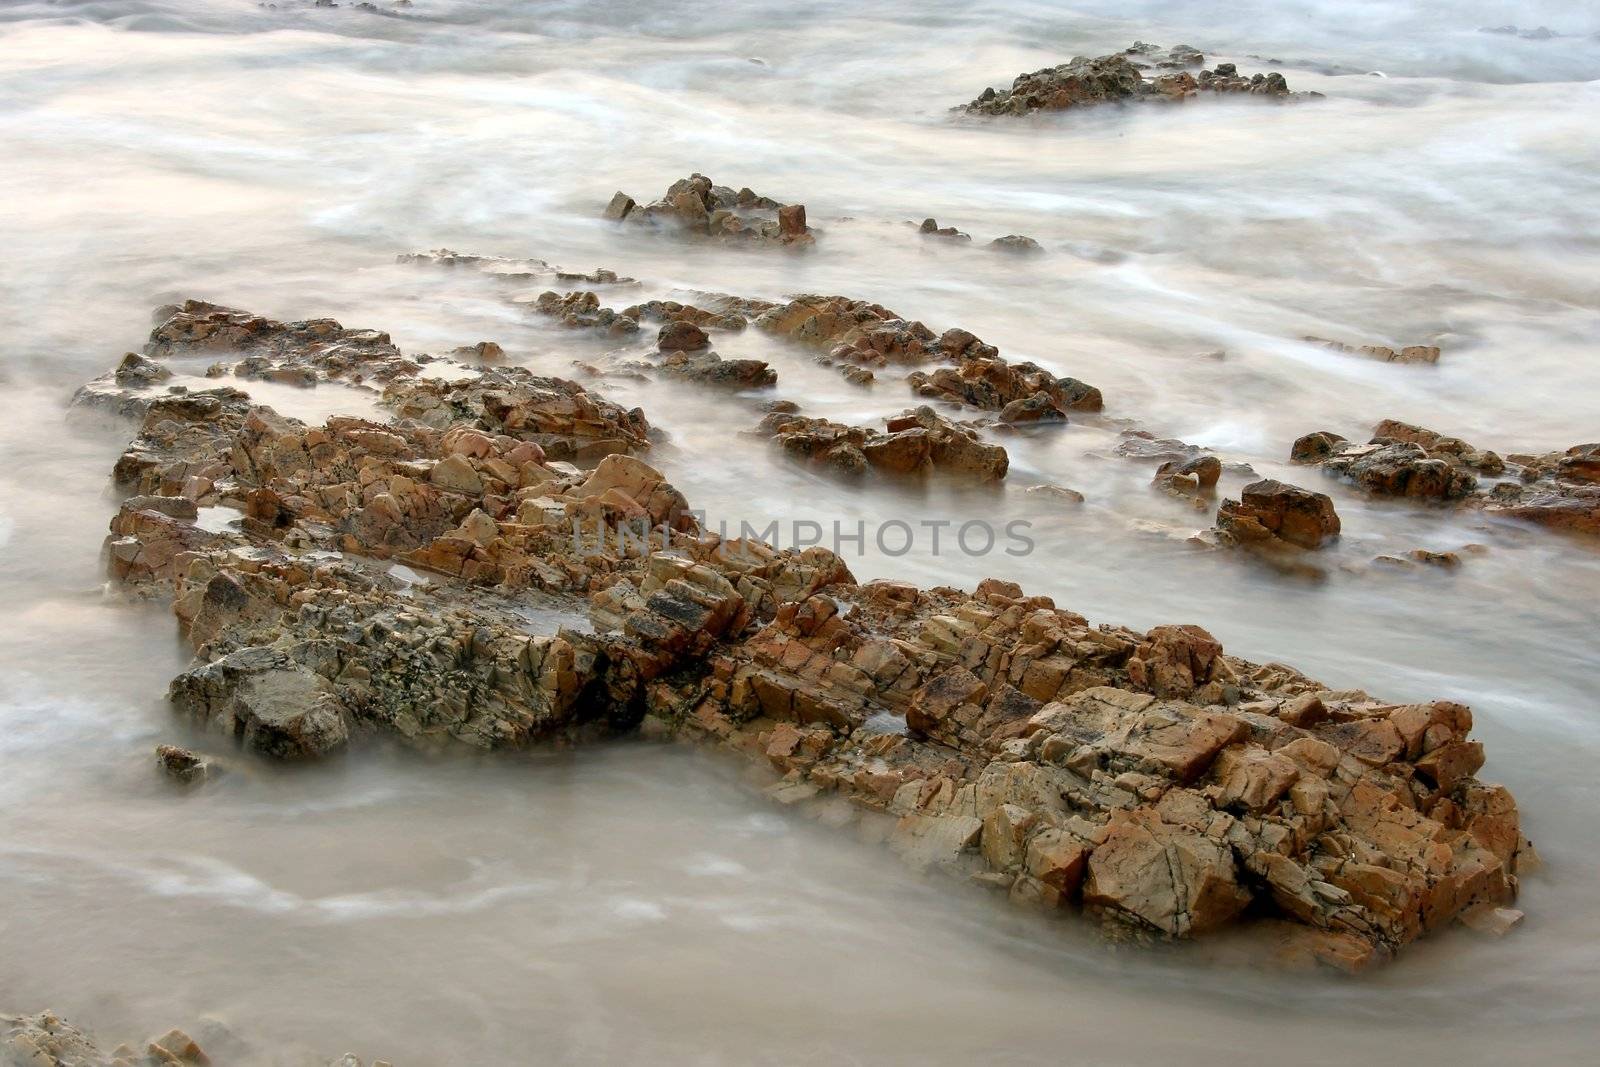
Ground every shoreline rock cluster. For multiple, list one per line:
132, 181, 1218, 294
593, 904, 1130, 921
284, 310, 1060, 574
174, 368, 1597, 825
85, 303, 1533, 972
509, 279, 1104, 424
1293, 419, 1600, 534
960, 43, 1314, 117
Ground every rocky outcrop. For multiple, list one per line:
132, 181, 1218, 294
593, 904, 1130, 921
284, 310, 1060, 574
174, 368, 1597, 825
605, 174, 814, 248
528, 290, 643, 338
755, 405, 1009, 483
2, 1012, 216, 1067
1215, 479, 1342, 550
83, 304, 1531, 969
653, 581, 1531, 967
740, 294, 1102, 417
1293, 420, 1600, 535
960, 44, 1313, 117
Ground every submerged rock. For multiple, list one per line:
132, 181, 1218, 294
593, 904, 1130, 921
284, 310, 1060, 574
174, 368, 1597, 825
959, 44, 1314, 117
1304, 336, 1441, 365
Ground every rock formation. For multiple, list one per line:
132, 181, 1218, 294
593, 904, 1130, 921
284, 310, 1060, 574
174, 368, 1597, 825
1215, 479, 1342, 550
736, 293, 1102, 417
755, 405, 1010, 483
1293, 419, 1600, 535
960, 44, 1314, 117
82, 304, 1533, 971
604, 174, 814, 248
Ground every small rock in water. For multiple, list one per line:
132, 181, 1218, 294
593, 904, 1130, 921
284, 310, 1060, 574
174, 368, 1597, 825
155, 745, 210, 783
988, 234, 1043, 254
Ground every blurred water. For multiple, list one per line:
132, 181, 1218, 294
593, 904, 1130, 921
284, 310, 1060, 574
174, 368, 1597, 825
1, 2, 1598, 1063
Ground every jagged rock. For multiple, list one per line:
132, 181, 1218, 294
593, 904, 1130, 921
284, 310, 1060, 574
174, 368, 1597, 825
155, 744, 210, 783
1215, 479, 1341, 549
1083, 797, 1251, 937
1294, 420, 1600, 534
82, 305, 1531, 970
528, 290, 641, 338
960, 44, 1313, 116
735, 293, 1102, 414
608, 173, 814, 247
757, 405, 1008, 483
170, 651, 351, 759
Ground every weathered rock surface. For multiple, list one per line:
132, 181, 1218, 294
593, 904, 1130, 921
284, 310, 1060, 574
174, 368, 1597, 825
1293, 420, 1600, 535
84, 304, 1531, 969
606, 174, 814, 248
960, 44, 1313, 116
1215, 479, 1342, 550
731, 293, 1101, 417
756, 405, 1010, 483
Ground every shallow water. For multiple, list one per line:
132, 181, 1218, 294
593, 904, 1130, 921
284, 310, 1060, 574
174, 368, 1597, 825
2, 2, 1599, 1063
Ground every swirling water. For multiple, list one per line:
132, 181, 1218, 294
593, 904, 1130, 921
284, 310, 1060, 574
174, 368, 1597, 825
1, 1, 1598, 1062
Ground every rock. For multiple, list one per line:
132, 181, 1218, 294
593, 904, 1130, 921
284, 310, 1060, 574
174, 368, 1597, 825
147, 1028, 210, 1065
739, 293, 1101, 414
657, 321, 710, 352
659, 351, 777, 388
777, 203, 807, 237
609, 173, 814, 248
155, 745, 209, 783
1154, 454, 1221, 493
1083, 802, 1251, 937
1126, 625, 1224, 698
1215, 479, 1341, 549
429, 453, 483, 495
1304, 336, 1441, 365
81, 303, 1530, 971
988, 235, 1043, 254
758, 406, 1008, 483
1294, 420, 1600, 536
1289, 430, 1348, 464
170, 653, 351, 759
1026, 484, 1085, 504
451, 341, 504, 361
959, 44, 1313, 116
603, 191, 636, 220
